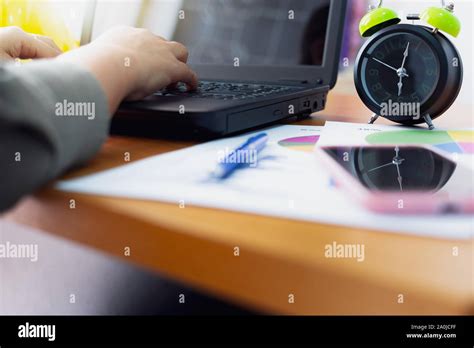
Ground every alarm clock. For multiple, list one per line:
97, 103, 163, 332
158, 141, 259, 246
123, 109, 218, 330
354, 0, 463, 130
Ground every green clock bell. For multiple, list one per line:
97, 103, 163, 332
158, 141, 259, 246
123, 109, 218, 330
354, 0, 463, 130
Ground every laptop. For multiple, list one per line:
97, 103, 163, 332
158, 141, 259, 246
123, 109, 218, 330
105, 0, 347, 138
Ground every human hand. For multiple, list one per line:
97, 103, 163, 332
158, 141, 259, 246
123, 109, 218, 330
58, 26, 198, 113
0, 26, 62, 61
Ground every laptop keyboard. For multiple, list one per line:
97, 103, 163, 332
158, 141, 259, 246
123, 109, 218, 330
154, 81, 301, 101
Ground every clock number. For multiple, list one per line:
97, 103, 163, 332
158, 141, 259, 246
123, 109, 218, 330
372, 83, 382, 92
375, 51, 385, 60
426, 69, 435, 76
423, 55, 435, 62
422, 84, 431, 94
369, 69, 379, 76
389, 39, 397, 51
414, 40, 422, 52
410, 92, 420, 102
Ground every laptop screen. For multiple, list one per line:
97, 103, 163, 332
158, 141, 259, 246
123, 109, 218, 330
171, 0, 331, 67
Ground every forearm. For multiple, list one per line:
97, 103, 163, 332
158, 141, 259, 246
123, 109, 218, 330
0, 129, 54, 212
0, 25, 198, 213
58, 45, 133, 114
0, 61, 110, 212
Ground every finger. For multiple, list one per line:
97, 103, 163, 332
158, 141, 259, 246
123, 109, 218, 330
18, 34, 62, 59
167, 41, 189, 63
170, 61, 198, 90
33, 34, 62, 54
166, 82, 179, 91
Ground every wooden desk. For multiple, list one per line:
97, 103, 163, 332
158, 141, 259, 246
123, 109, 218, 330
6, 83, 474, 315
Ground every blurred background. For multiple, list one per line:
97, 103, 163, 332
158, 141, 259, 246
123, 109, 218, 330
1, 0, 471, 102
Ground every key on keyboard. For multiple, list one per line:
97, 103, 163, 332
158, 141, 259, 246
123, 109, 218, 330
154, 81, 300, 100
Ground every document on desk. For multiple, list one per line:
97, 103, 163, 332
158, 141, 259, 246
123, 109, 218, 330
57, 125, 473, 240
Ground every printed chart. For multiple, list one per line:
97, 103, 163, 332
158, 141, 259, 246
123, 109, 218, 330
366, 130, 474, 154
278, 135, 320, 152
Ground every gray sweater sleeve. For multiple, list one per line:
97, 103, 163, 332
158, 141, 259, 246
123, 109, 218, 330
0, 61, 110, 212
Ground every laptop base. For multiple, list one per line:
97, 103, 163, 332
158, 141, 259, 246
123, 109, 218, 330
112, 87, 328, 140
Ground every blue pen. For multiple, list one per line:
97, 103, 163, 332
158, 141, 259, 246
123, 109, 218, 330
214, 133, 269, 179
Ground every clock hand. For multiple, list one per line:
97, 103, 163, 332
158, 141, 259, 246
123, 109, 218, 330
396, 43, 410, 97
366, 147, 406, 174
400, 42, 410, 70
395, 163, 403, 192
393, 147, 406, 163
372, 58, 399, 73
393, 147, 404, 192
366, 161, 394, 173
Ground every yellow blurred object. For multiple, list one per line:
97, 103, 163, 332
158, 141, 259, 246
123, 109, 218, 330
0, 0, 79, 51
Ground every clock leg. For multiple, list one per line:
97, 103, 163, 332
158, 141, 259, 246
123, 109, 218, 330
368, 113, 380, 125
423, 114, 435, 130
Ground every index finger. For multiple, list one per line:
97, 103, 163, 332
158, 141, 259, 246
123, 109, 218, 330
170, 61, 199, 91
167, 41, 189, 63
19, 34, 62, 59
33, 34, 62, 54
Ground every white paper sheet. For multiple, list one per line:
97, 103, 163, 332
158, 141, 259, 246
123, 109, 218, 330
57, 125, 473, 240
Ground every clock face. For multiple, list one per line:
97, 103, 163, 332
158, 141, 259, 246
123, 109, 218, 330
323, 146, 457, 193
354, 147, 437, 191
352, 147, 455, 192
359, 32, 440, 108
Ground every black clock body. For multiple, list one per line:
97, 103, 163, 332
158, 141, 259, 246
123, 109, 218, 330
354, 24, 463, 126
